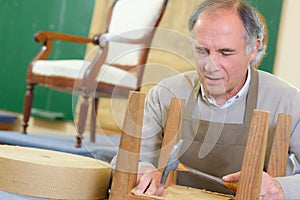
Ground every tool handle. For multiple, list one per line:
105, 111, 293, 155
223, 181, 238, 191
177, 162, 188, 171
179, 162, 238, 191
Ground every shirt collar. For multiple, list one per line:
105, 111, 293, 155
200, 66, 251, 109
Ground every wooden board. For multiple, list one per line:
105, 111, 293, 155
139, 185, 235, 200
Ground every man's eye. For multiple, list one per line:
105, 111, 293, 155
195, 48, 208, 55
218, 49, 235, 56
221, 51, 233, 56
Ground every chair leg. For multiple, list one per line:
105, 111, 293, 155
90, 97, 99, 143
109, 91, 145, 200
22, 84, 35, 134
235, 110, 270, 200
76, 94, 90, 147
267, 113, 292, 177
158, 98, 185, 187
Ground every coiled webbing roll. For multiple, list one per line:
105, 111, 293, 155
0, 145, 112, 199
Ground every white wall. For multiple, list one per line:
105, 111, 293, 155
274, 0, 300, 88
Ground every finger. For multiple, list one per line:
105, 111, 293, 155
133, 175, 152, 196
259, 194, 265, 200
144, 178, 160, 195
222, 171, 241, 182
136, 173, 142, 184
155, 184, 165, 196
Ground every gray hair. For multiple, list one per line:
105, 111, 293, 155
188, 0, 266, 67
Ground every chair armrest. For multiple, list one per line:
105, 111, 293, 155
93, 33, 149, 47
34, 31, 94, 44
27, 31, 97, 79
30, 31, 96, 63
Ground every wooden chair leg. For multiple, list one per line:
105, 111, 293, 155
236, 109, 270, 200
109, 91, 145, 200
157, 98, 185, 187
267, 113, 292, 177
109, 96, 185, 200
164, 170, 178, 187
76, 94, 90, 147
90, 97, 99, 143
22, 84, 35, 134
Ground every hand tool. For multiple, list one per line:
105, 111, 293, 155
160, 139, 238, 191
177, 162, 238, 191
160, 139, 183, 184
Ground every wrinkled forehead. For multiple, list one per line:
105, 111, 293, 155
194, 7, 246, 38
196, 8, 244, 31
197, 6, 238, 22
192, 8, 247, 49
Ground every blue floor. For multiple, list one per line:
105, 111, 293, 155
0, 130, 120, 161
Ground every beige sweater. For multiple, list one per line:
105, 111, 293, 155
139, 69, 300, 199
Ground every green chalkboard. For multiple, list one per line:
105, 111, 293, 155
247, 0, 283, 73
0, 0, 95, 121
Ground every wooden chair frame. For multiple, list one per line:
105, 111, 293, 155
22, 0, 168, 147
109, 91, 292, 200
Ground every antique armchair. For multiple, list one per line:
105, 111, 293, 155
22, 0, 168, 147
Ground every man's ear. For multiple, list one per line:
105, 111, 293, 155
249, 38, 261, 61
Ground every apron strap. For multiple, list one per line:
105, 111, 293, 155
244, 67, 259, 124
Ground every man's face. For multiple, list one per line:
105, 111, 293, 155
193, 8, 258, 104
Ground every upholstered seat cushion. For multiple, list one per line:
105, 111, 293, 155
32, 59, 137, 88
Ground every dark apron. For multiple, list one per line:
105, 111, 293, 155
177, 68, 274, 195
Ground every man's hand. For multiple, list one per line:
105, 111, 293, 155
223, 171, 285, 200
133, 165, 164, 196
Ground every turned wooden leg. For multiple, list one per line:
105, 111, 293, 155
90, 97, 99, 143
22, 84, 35, 134
76, 94, 90, 147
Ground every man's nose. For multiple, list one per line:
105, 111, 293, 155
204, 54, 220, 73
